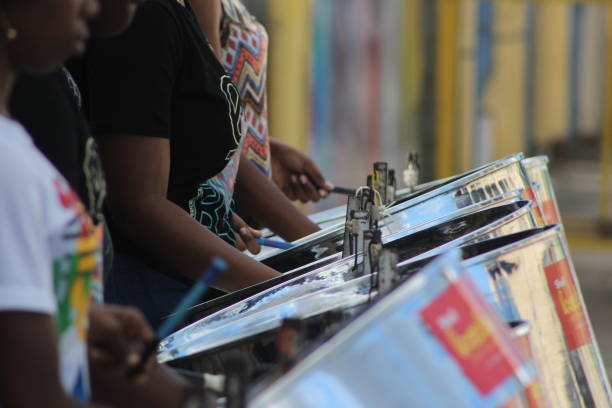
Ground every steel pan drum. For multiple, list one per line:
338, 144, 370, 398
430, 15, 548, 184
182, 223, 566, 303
159, 201, 537, 365
504, 321, 549, 408
522, 156, 562, 225
304, 159, 507, 232
255, 173, 451, 251
248, 226, 612, 407
249, 251, 534, 408
304, 177, 455, 231
165, 228, 545, 379
184, 189, 528, 324
255, 154, 533, 270
459, 225, 611, 407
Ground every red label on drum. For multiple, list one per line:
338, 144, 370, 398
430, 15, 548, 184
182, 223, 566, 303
420, 283, 516, 395
516, 338, 545, 408
542, 200, 561, 225
521, 187, 545, 225
544, 259, 592, 350
500, 382, 544, 408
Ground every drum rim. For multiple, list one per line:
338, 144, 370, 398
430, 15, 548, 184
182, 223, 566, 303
188, 192, 529, 330
401, 200, 536, 265
163, 201, 537, 356
522, 155, 550, 169
249, 251, 465, 406
256, 154, 527, 263
389, 153, 525, 213
462, 224, 562, 268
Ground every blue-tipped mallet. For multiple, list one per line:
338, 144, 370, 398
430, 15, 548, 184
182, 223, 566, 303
127, 257, 227, 377
256, 237, 294, 250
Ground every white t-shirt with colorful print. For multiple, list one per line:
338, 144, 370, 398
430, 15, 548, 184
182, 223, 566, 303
0, 116, 102, 401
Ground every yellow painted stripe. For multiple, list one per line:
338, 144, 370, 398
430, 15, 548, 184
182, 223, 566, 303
457, 0, 477, 172
600, 6, 612, 222
490, 2, 528, 159
436, 0, 460, 178
267, 0, 313, 152
567, 236, 612, 252
533, 3, 571, 149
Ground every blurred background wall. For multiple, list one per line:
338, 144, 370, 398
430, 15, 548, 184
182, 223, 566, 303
243, 0, 612, 238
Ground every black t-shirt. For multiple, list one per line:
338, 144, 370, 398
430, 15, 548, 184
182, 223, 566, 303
11, 69, 106, 224
10, 69, 112, 281
85, 0, 242, 214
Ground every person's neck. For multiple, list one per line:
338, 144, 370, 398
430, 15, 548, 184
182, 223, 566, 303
0, 51, 15, 117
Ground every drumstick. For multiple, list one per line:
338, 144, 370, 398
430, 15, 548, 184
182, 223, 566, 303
127, 257, 227, 377
256, 237, 294, 250
172, 368, 226, 393
330, 186, 356, 195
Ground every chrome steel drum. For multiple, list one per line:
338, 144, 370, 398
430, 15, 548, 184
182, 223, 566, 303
185, 190, 528, 323
304, 177, 455, 231
259, 188, 526, 273
505, 321, 549, 408
522, 156, 562, 225
249, 251, 535, 408
305, 160, 502, 232
460, 225, 611, 407
186, 197, 535, 321
262, 189, 524, 272
159, 201, 537, 364
255, 153, 534, 268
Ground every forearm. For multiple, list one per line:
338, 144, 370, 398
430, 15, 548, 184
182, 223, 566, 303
0, 313, 107, 408
91, 361, 195, 408
108, 195, 280, 291
234, 157, 320, 241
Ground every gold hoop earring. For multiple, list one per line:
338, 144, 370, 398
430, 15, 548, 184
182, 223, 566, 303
6, 27, 16, 41
0, 9, 17, 41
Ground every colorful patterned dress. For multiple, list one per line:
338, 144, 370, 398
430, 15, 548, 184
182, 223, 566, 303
219, 0, 271, 177
200, 0, 271, 246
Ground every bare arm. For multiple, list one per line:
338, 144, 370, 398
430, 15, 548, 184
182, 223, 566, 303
88, 304, 202, 408
269, 138, 334, 203
91, 356, 194, 408
234, 157, 320, 242
99, 134, 279, 291
0, 312, 104, 408
190, 0, 223, 57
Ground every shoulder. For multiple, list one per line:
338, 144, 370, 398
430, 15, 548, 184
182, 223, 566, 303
11, 71, 68, 121
0, 119, 57, 315
0, 119, 49, 194
90, 0, 185, 56
133, 0, 184, 31
11, 70, 79, 143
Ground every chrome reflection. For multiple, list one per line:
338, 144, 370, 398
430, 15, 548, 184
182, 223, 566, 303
185, 189, 529, 324
259, 153, 530, 263
158, 201, 537, 364
462, 225, 611, 407
522, 156, 562, 225
250, 251, 534, 408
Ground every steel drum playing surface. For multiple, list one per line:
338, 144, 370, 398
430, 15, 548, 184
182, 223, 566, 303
158, 201, 537, 363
